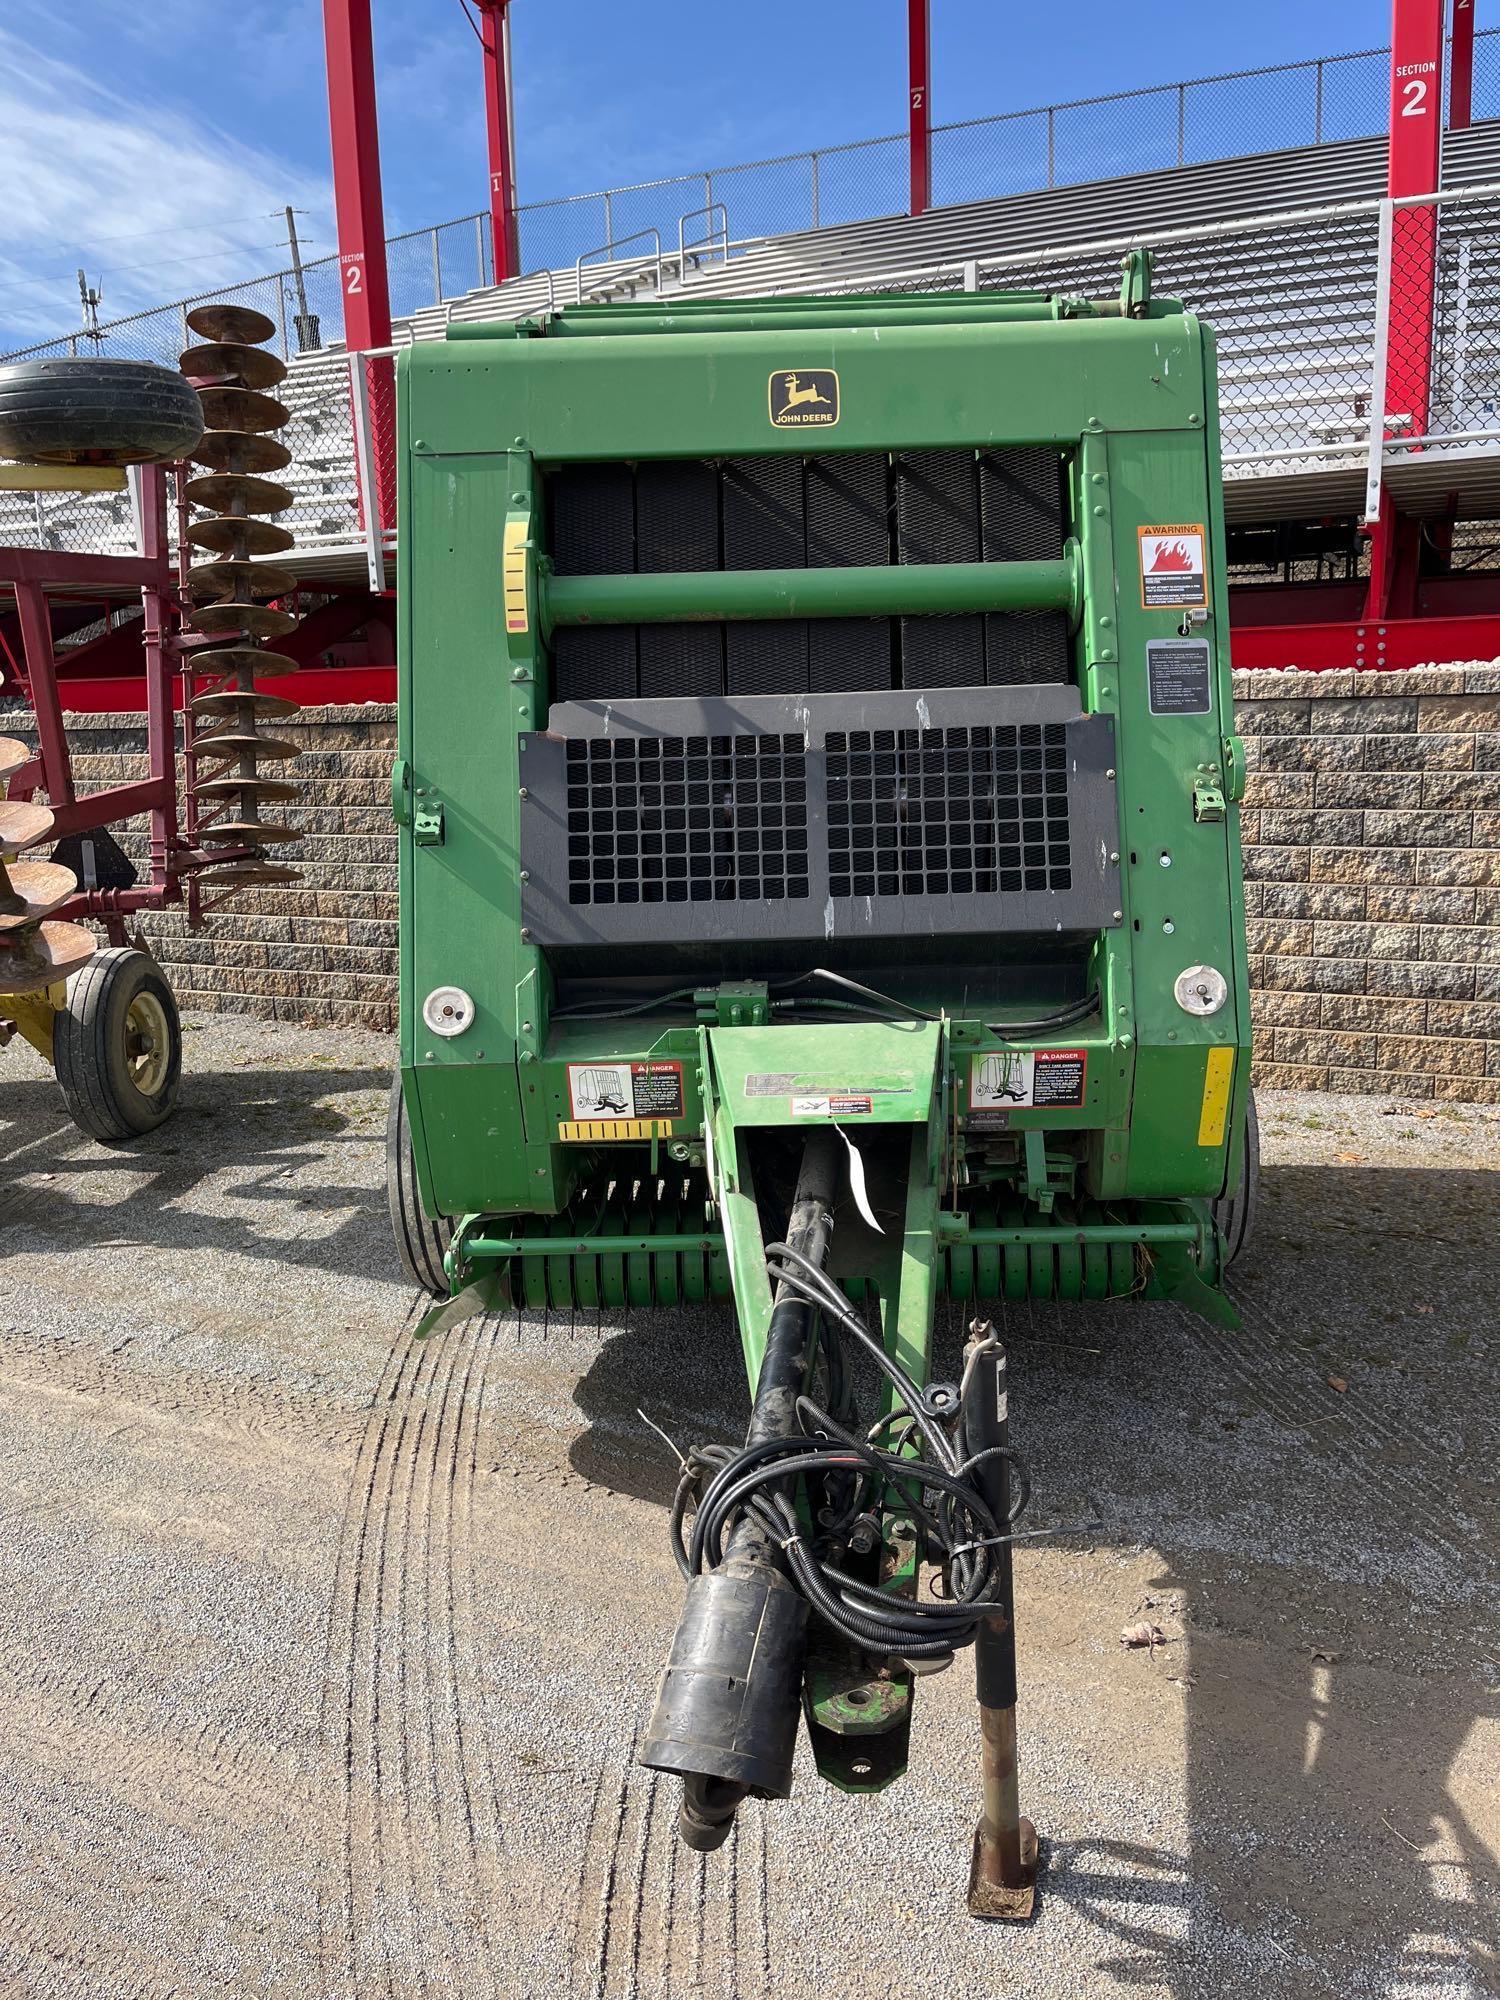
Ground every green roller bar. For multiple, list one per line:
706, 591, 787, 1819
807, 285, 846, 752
940, 1221, 1204, 1247
544, 552, 1079, 629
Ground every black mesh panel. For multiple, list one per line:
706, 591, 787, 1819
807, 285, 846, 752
723, 456, 808, 695
826, 722, 1072, 898
980, 448, 1070, 686
896, 450, 985, 689
563, 732, 810, 906
806, 452, 893, 692
548, 462, 638, 701
637, 461, 723, 696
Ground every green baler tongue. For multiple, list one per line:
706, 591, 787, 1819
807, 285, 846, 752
700, 1018, 946, 1399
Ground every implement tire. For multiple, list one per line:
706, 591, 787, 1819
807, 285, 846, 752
0, 358, 204, 466
1212, 1090, 1260, 1268
53, 948, 182, 1143
386, 1074, 453, 1297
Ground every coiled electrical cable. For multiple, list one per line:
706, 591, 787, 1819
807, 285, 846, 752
668, 1243, 1031, 1660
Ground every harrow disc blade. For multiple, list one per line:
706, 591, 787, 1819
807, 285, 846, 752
195, 860, 302, 889
0, 799, 55, 853
0, 918, 95, 996
0, 860, 78, 930
199, 820, 301, 845
189, 689, 299, 721
191, 603, 298, 640
178, 341, 288, 391
185, 302, 277, 346
186, 558, 298, 603
192, 730, 299, 762
191, 774, 300, 803
182, 471, 294, 515
189, 431, 292, 475
195, 386, 289, 434
0, 736, 32, 782
183, 645, 299, 681
186, 516, 296, 557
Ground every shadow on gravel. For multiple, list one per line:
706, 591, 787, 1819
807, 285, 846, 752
563, 1152, 1500, 1993
0, 1066, 395, 1283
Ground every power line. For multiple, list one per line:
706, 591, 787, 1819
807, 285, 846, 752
2, 234, 297, 292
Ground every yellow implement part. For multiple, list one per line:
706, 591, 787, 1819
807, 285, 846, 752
0, 983, 63, 1060
0, 461, 128, 493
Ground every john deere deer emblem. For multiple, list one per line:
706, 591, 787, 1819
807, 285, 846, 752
769, 367, 839, 428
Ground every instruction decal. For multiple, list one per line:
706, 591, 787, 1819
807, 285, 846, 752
1138, 524, 1208, 610
567, 1060, 685, 1121
791, 1093, 874, 1118
968, 1049, 1087, 1113
769, 368, 839, 429
1146, 639, 1213, 716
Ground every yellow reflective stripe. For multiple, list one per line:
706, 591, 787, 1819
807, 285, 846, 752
503, 516, 529, 633
1197, 1048, 1235, 1148
557, 1118, 676, 1142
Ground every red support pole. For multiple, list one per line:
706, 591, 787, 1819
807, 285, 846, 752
477, 0, 521, 283
1368, 0, 1446, 619
322, 0, 396, 530
1450, 0, 1475, 128
908, 0, 931, 218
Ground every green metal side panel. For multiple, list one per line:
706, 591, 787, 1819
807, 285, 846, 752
396, 438, 551, 1218
405, 315, 1203, 463
706, 1023, 941, 1128
1085, 359, 1250, 1201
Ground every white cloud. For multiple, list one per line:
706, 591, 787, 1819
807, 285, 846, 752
0, 24, 331, 355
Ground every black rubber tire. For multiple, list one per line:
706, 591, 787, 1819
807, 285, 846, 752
53, 947, 182, 1143
1211, 1089, 1260, 1267
386, 1074, 453, 1297
0, 358, 204, 466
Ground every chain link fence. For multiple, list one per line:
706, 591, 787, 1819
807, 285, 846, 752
3, 191, 1479, 558
1419, 189, 1500, 446
9, 32, 1494, 370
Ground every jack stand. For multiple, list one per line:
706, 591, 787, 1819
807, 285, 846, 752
962, 1328, 1037, 1920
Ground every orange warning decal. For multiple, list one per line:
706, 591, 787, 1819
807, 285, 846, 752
1138, 524, 1208, 611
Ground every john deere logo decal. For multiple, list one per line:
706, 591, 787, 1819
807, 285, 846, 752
769, 368, 838, 428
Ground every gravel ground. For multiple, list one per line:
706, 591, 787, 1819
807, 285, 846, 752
1, 1009, 1497, 2000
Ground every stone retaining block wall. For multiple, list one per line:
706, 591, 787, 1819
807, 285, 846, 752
6, 668, 1499, 1099
1237, 665, 1500, 1103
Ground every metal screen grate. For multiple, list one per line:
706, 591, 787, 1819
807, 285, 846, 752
825, 723, 1071, 899
564, 733, 810, 906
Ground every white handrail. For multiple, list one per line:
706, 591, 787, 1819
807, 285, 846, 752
574, 228, 663, 305
678, 203, 730, 276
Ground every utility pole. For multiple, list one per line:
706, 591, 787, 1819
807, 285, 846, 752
281, 206, 322, 351
77, 270, 103, 350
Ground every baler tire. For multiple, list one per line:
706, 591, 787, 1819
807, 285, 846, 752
53, 947, 182, 1143
0, 358, 204, 466
386, 1075, 453, 1297
1212, 1090, 1261, 1267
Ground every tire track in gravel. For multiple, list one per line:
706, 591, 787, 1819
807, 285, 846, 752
1172, 1289, 1476, 1581
0, 1326, 359, 1456
569, 1718, 771, 2000
1228, 1284, 1487, 1575
320, 1305, 513, 2000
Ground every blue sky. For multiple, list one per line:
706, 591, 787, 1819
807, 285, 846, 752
0, 0, 1485, 350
